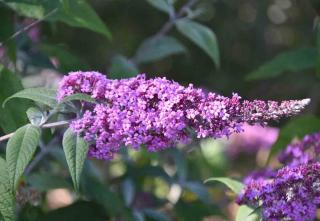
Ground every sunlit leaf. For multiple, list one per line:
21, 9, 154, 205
204, 177, 244, 194
3, 87, 57, 108
235, 205, 258, 221
176, 19, 220, 67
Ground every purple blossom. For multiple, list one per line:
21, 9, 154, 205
237, 163, 320, 221
58, 71, 310, 160
278, 132, 320, 167
243, 167, 276, 185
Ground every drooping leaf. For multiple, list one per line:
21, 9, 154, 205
0, 65, 29, 133
3, 87, 57, 108
235, 205, 258, 221
246, 48, 317, 80
268, 115, 320, 162
109, 55, 139, 78
6, 124, 41, 190
134, 36, 186, 63
62, 128, 89, 191
176, 19, 220, 67
204, 177, 244, 194
26, 107, 44, 126
146, 0, 174, 14
0, 157, 15, 221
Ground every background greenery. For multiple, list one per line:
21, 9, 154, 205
0, 0, 320, 220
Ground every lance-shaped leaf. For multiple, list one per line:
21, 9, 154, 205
236, 205, 258, 221
6, 124, 41, 190
204, 177, 244, 194
246, 48, 317, 80
146, 0, 174, 15
0, 157, 15, 221
3, 87, 57, 108
62, 128, 89, 191
176, 19, 220, 67
134, 36, 186, 63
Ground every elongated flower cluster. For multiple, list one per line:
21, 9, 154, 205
278, 132, 320, 167
57, 71, 310, 160
237, 163, 320, 221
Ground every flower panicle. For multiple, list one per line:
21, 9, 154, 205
57, 71, 310, 160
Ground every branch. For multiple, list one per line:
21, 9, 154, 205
0, 120, 69, 142
0, 7, 58, 47
130, 0, 198, 63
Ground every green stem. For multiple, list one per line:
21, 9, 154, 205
0, 120, 69, 142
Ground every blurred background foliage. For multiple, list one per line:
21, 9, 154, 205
1, 0, 320, 220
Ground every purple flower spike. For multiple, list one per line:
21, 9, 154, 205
58, 71, 310, 160
278, 132, 320, 167
238, 163, 320, 221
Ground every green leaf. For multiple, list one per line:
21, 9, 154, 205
38, 201, 109, 221
0, 7, 16, 61
268, 115, 320, 162
109, 55, 139, 79
56, 0, 111, 39
27, 171, 72, 191
146, 0, 174, 14
6, 0, 111, 40
246, 48, 317, 80
6, 124, 41, 190
235, 205, 258, 221
26, 107, 44, 126
60, 93, 96, 104
143, 209, 169, 221
39, 44, 90, 72
0, 157, 15, 221
82, 175, 125, 216
0, 65, 29, 133
134, 36, 186, 63
3, 87, 57, 108
181, 182, 209, 203
6, 2, 45, 19
122, 179, 135, 206
204, 177, 244, 194
62, 128, 89, 191
176, 19, 220, 67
